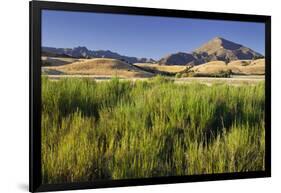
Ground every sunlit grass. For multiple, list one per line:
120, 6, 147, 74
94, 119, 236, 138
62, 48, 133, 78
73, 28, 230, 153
41, 76, 265, 184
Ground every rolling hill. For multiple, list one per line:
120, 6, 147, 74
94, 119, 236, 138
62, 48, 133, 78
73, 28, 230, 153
187, 58, 265, 76
135, 63, 187, 74
43, 58, 154, 78
41, 56, 83, 66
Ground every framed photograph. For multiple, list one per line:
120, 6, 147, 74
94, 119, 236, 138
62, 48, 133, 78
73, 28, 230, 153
30, 1, 271, 192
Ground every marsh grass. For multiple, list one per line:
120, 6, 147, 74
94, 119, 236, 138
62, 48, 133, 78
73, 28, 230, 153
41, 76, 265, 184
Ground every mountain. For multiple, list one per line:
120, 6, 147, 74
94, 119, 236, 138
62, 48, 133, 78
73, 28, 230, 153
158, 52, 196, 65
194, 37, 263, 61
158, 37, 264, 65
43, 37, 263, 66
42, 46, 155, 64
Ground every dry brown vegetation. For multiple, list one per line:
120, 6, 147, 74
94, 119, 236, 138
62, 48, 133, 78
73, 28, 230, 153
227, 59, 265, 75
41, 56, 84, 66
190, 61, 227, 74
135, 63, 187, 73
44, 58, 154, 78
42, 57, 265, 78
189, 59, 265, 76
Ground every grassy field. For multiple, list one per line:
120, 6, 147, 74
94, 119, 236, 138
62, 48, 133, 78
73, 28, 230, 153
42, 76, 265, 184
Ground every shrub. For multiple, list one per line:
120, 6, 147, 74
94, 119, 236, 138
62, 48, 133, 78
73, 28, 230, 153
175, 73, 182, 78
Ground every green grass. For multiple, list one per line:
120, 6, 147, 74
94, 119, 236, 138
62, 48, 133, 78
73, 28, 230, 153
41, 76, 265, 184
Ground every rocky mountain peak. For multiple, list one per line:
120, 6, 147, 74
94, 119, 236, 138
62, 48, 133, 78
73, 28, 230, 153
195, 37, 243, 55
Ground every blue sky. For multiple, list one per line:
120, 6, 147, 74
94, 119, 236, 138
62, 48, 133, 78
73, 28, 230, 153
42, 10, 265, 60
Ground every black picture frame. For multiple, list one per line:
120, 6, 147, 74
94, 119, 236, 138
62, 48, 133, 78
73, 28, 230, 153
29, 1, 271, 192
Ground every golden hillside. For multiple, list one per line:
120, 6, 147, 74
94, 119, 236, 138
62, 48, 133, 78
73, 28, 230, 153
189, 59, 265, 76
228, 59, 265, 75
41, 56, 83, 66
44, 58, 154, 78
135, 63, 187, 73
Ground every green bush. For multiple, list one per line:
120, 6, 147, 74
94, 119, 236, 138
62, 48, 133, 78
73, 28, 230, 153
175, 73, 182, 78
